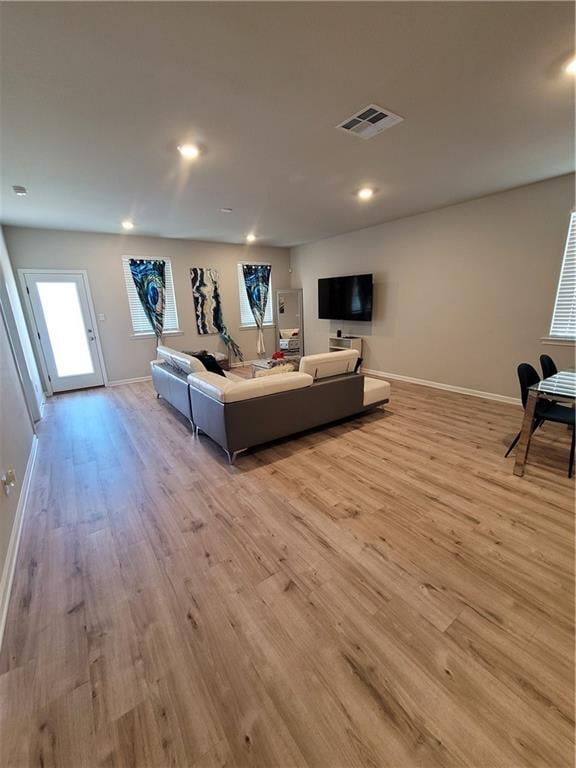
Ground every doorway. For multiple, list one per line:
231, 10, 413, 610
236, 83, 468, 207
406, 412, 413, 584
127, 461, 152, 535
21, 271, 106, 393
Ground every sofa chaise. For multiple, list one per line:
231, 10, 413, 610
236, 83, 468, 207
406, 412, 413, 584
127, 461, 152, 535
188, 349, 390, 462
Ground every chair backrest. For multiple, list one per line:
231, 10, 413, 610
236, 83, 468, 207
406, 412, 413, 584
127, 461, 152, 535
517, 363, 540, 410
539, 354, 558, 380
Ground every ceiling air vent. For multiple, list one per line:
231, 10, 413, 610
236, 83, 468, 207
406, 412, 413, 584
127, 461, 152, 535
336, 104, 404, 140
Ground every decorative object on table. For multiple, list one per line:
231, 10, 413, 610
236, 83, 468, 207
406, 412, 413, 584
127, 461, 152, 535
272, 351, 285, 360
129, 259, 165, 341
242, 264, 272, 357
336, 329, 342, 338
190, 267, 243, 360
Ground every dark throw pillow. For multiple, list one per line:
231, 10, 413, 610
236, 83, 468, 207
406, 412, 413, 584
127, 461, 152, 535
193, 353, 226, 377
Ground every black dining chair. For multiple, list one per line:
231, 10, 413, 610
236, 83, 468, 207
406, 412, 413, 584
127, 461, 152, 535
540, 354, 558, 380
505, 363, 575, 477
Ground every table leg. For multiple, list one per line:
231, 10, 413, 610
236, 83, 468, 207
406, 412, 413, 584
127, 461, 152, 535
513, 391, 538, 477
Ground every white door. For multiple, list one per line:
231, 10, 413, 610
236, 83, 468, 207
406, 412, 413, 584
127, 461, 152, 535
24, 272, 105, 392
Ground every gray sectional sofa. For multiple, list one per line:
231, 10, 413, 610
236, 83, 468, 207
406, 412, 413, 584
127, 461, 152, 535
152, 347, 390, 463
150, 346, 243, 427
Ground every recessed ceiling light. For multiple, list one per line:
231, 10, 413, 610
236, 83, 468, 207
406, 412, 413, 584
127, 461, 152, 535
566, 58, 576, 75
357, 187, 374, 201
12, 185, 27, 196
220, 207, 233, 213
246, 233, 256, 243
122, 220, 134, 231
177, 143, 200, 159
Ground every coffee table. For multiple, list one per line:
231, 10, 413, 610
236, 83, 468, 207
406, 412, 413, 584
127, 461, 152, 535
251, 358, 300, 377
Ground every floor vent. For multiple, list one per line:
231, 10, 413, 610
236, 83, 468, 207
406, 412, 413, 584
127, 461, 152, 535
336, 104, 403, 140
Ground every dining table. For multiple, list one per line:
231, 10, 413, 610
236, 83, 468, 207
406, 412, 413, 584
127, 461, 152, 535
513, 370, 576, 476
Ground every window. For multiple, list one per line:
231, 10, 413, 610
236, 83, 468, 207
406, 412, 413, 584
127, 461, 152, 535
549, 212, 576, 340
237, 263, 274, 327
122, 257, 180, 336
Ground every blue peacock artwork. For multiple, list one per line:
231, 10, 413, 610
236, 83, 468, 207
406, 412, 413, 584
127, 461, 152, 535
129, 259, 166, 339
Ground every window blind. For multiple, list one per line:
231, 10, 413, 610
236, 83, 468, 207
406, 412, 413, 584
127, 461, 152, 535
122, 257, 180, 335
237, 264, 274, 326
550, 212, 576, 340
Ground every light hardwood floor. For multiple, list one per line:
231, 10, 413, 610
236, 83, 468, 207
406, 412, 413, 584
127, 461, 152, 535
0, 376, 574, 768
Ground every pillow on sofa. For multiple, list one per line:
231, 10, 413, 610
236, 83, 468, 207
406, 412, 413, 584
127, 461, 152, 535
191, 352, 226, 377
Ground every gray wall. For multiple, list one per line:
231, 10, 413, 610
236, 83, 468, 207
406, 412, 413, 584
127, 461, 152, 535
0, 298, 35, 609
291, 175, 575, 399
0, 228, 44, 419
4, 227, 290, 384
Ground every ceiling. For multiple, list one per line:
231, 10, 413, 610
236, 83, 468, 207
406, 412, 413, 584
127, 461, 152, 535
1, 1, 574, 247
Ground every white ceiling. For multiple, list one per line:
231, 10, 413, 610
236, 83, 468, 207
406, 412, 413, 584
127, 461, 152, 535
1, 1, 574, 246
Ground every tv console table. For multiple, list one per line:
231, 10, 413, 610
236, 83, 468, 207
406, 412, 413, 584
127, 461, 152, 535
328, 336, 363, 355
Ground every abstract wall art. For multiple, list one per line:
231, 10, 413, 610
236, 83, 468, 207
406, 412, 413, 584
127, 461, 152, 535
190, 267, 243, 360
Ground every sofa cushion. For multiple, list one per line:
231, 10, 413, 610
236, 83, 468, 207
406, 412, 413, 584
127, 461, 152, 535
299, 350, 359, 380
363, 377, 391, 406
188, 371, 313, 403
156, 345, 207, 375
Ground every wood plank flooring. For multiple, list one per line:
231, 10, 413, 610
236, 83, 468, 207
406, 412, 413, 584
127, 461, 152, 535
0, 376, 574, 767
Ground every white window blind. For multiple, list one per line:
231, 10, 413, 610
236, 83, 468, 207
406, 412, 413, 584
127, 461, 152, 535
550, 212, 576, 340
122, 257, 180, 335
237, 264, 274, 326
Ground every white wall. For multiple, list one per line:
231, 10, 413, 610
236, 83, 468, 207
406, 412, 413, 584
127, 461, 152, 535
0, 228, 43, 419
4, 227, 290, 384
291, 175, 575, 399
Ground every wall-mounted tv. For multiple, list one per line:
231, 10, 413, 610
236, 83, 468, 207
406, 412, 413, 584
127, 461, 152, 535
318, 274, 373, 322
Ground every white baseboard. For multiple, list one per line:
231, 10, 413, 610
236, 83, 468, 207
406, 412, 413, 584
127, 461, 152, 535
107, 375, 152, 387
361, 367, 521, 406
0, 434, 38, 651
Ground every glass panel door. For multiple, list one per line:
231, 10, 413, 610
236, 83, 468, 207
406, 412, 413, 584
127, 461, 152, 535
25, 272, 105, 392
36, 282, 95, 377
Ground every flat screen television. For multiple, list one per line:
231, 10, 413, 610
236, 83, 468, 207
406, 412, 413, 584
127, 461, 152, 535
318, 274, 373, 321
